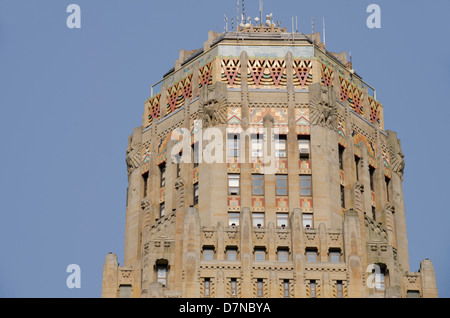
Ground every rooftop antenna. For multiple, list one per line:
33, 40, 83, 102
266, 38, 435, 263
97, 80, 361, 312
322, 17, 326, 47
224, 14, 228, 32
237, 0, 240, 29
242, 0, 246, 24
292, 17, 295, 43
311, 17, 315, 44
296, 16, 298, 33
259, 0, 263, 26
231, 16, 235, 31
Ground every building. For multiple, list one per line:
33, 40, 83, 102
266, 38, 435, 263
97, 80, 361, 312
101, 15, 438, 298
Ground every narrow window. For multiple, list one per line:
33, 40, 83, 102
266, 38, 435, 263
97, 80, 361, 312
276, 175, 288, 196
278, 248, 289, 262
337, 280, 343, 298
298, 137, 310, 158
142, 172, 149, 197
300, 175, 312, 196
329, 248, 341, 263
385, 176, 390, 202
227, 133, 240, 158
253, 213, 265, 228
159, 162, 166, 187
193, 182, 199, 205
310, 280, 316, 298
277, 213, 288, 228
204, 278, 211, 296
306, 248, 318, 263
254, 247, 266, 261
257, 279, 264, 297
230, 278, 237, 296
252, 174, 264, 196
302, 213, 313, 228
203, 247, 214, 261
228, 174, 240, 195
340, 185, 345, 208
228, 212, 240, 227
355, 156, 360, 181
159, 202, 165, 218
283, 280, 290, 298
226, 247, 238, 261
193, 142, 200, 167
338, 145, 345, 170
369, 166, 375, 191
156, 265, 167, 287
251, 134, 263, 158
372, 206, 376, 221
176, 151, 182, 178
275, 134, 287, 158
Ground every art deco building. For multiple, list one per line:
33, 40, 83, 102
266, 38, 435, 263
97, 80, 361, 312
101, 17, 438, 298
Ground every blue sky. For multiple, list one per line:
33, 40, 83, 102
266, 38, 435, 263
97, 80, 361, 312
0, 0, 448, 297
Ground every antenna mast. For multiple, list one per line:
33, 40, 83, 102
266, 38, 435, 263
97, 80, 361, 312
259, 0, 263, 26
323, 17, 326, 47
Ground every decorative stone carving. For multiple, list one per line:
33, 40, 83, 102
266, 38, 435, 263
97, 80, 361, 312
198, 81, 228, 127
309, 83, 338, 130
387, 130, 405, 178
175, 177, 185, 211
126, 133, 142, 176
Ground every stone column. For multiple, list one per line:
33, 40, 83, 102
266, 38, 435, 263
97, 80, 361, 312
343, 209, 364, 297
182, 206, 201, 297
101, 253, 118, 298
420, 259, 438, 298
291, 208, 306, 297
240, 207, 253, 297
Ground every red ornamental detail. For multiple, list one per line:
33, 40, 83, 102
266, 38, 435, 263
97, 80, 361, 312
168, 89, 178, 112
181, 76, 193, 100
266, 60, 285, 86
199, 63, 212, 87
223, 59, 240, 85
248, 60, 265, 86
295, 67, 311, 86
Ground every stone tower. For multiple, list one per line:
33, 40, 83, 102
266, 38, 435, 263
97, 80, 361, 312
101, 20, 438, 298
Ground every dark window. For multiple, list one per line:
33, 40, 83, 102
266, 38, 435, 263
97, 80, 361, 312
193, 182, 199, 205
355, 156, 360, 181
252, 174, 264, 196
340, 185, 345, 208
142, 172, 149, 197
369, 166, 375, 191
159, 163, 166, 187
385, 177, 390, 202
338, 145, 344, 170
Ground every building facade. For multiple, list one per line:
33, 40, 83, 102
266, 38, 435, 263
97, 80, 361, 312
101, 22, 438, 298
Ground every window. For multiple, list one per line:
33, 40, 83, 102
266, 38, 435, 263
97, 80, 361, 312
257, 279, 264, 297
329, 249, 341, 263
203, 247, 214, 261
306, 248, 318, 262
119, 285, 132, 298
193, 142, 200, 167
230, 278, 237, 296
275, 135, 287, 158
355, 156, 360, 181
283, 280, 290, 298
385, 177, 390, 202
176, 152, 182, 178
252, 174, 264, 196
278, 248, 289, 262
253, 213, 264, 228
340, 185, 345, 208
204, 278, 211, 296
337, 281, 343, 298
228, 174, 240, 195
227, 134, 240, 158
338, 145, 344, 170
375, 272, 385, 291
298, 138, 310, 158
193, 182, 199, 205
228, 212, 239, 227
159, 202, 165, 218
302, 213, 313, 228
369, 166, 375, 191
159, 163, 166, 187
254, 248, 266, 261
300, 175, 312, 196
226, 247, 238, 261
310, 280, 316, 298
277, 213, 288, 228
407, 290, 420, 298
276, 175, 288, 196
156, 265, 167, 287
142, 172, 149, 197
372, 206, 376, 221
251, 134, 263, 158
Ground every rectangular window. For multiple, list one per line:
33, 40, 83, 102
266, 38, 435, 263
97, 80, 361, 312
257, 279, 264, 297
283, 280, 290, 298
251, 134, 263, 158
193, 182, 199, 205
203, 247, 214, 261
337, 280, 343, 298
329, 249, 341, 263
156, 265, 167, 287
303, 213, 313, 228
277, 213, 289, 228
193, 142, 200, 167
252, 174, 264, 196
228, 174, 240, 195
176, 152, 182, 178
228, 212, 240, 227
369, 166, 375, 191
253, 213, 264, 228
275, 135, 287, 158
340, 185, 345, 208
385, 176, 390, 202
119, 285, 132, 298
355, 156, 360, 181
142, 172, 149, 197
278, 248, 289, 262
306, 248, 318, 263
204, 278, 211, 296
231, 278, 237, 296
276, 175, 288, 196
159, 202, 165, 218
254, 248, 266, 261
338, 145, 344, 170
159, 163, 166, 187
310, 280, 316, 298
372, 206, 376, 221
226, 247, 238, 261
298, 138, 310, 158
300, 175, 312, 196
227, 134, 240, 158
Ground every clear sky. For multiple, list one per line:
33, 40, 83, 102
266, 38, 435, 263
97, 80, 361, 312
0, 0, 449, 298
